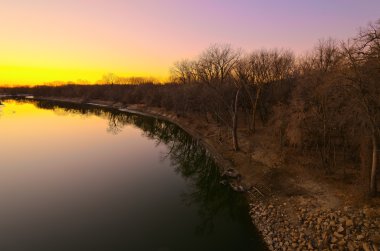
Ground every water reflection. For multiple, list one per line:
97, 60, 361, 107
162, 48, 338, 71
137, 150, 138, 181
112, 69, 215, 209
35, 100, 254, 234
0, 99, 266, 250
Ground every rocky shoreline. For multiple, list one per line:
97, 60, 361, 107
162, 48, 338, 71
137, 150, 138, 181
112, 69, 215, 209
120, 103, 380, 251
250, 197, 379, 251
31, 97, 379, 250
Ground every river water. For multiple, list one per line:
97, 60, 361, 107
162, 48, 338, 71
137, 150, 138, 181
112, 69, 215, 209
0, 99, 266, 251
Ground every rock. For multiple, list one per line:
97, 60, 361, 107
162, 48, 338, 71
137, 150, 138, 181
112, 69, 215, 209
322, 232, 328, 240
337, 225, 344, 233
371, 233, 380, 244
363, 242, 371, 251
347, 241, 356, 251
248, 199, 377, 251
317, 239, 323, 247
334, 232, 344, 239
363, 208, 370, 216
307, 241, 313, 249
329, 213, 337, 220
372, 244, 379, 251
221, 168, 241, 179
346, 219, 354, 227
219, 179, 228, 185
357, 234, 365, 241
346, 229, 351, 236
317, 217, 323, 225
337, 239, 346, 246
230, 183, 245, 192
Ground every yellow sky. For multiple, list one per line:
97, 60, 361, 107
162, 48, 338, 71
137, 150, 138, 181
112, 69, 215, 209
0, 64, 167, 86
1, 1, 379, 86
0, 1, 175, 86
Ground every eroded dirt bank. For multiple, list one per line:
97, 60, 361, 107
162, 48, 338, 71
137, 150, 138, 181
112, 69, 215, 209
34, 97, 380, 251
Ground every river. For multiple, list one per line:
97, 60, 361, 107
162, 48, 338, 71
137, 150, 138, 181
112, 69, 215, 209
0, 99, 265, 251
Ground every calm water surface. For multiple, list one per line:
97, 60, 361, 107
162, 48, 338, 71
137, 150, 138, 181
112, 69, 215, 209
0, 99, 266, 251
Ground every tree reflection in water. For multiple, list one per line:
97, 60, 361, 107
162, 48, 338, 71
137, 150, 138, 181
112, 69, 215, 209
34, 100, 255, 236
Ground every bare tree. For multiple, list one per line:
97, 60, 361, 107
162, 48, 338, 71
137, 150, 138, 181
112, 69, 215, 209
170, 59, 197, 85
196, 44, 242, 151
244, 49, 294, 132
100, 73, 119, 85
285, 39, 346, 173
341, 20, 380, 195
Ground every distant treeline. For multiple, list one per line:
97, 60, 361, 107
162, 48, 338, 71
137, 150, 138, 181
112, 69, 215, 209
2, 20, 379, 196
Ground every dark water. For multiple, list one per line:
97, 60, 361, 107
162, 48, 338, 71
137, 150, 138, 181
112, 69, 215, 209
0, 99, 266, 251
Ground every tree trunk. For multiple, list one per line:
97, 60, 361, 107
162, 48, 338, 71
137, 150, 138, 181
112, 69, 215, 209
259, 98, 266, 125
242, 85, 256, 133
251, 86, 261, 133
370, 134, 378, 196
232, 87, 241, 151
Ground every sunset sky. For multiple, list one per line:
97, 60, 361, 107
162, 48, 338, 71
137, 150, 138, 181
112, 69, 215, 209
1, 0, 379, 86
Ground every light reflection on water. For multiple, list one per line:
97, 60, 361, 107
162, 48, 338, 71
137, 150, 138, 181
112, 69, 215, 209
0, 99, 266, 251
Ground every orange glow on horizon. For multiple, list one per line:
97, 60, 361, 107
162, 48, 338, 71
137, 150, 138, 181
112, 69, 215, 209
1, 1, 378, 87
0, 65, 168, 86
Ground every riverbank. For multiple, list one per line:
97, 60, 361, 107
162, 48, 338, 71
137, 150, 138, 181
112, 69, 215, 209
33, 97, 379, 250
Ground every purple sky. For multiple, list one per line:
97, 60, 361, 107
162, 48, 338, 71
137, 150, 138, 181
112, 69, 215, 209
1, 0, 379, 84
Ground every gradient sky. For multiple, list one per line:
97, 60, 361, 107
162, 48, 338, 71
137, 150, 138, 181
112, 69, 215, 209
0, 0, 379, 86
